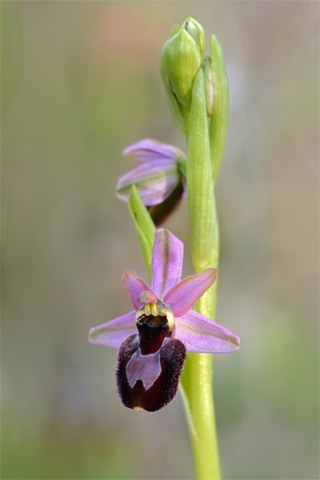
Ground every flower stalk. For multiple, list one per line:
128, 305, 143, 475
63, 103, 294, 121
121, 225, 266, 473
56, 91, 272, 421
89, 16, 235, 480
126, 18, 230, 479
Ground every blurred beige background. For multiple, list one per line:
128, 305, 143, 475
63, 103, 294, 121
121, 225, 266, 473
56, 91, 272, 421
2, 1, 319, 479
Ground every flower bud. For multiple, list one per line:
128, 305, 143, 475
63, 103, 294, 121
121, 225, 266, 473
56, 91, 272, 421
161, 26, 202, 107
181, 17, 205, 63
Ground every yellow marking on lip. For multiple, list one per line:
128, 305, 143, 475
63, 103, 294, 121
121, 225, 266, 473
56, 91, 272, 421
133, 406, 144, 411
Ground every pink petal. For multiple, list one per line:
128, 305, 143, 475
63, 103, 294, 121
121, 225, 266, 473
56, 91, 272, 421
116, 159, 180, 206
151, 229, 184, 300
122, 270, 151, 310
123, 139, 185, 164
164, 268, 217, 317
175, 310, 240, 353
88, 311, 136, 348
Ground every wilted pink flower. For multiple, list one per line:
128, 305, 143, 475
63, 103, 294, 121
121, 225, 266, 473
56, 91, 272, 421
116, 139, 186, 225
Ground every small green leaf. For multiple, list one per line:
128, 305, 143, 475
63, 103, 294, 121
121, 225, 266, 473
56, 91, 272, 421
128, 185, 155, 282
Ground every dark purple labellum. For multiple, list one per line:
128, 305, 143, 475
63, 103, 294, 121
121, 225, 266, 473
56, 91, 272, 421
116, 315, 186, 411
136, 314, 170, 354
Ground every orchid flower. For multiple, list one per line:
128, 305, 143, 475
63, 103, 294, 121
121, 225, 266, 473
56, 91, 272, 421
89, 229, 239, 412
116, 139, 186, 225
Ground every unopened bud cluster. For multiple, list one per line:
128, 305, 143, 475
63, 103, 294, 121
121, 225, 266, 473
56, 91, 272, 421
160, 17, 218, 136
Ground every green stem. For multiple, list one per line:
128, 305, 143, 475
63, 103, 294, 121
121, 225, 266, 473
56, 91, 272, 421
183, 352, 220, 480
181, 203, 220, 480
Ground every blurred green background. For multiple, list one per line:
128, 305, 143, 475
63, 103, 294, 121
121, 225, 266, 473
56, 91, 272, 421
2, 1, 319, 479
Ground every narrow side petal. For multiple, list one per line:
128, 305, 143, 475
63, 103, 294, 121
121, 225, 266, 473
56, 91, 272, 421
116, 159, 179, 206
151, 229, 184, 300
123, 139, 185, 164
175, 310, 240, 353
164, 268, 217, 317
88, 311, 136, 348
122, 270, 151, 310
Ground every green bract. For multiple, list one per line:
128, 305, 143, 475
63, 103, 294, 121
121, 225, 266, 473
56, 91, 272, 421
187, 68, 216, 273
203, 57, 214, 117
208, 35, 229, 184
128, 186, 155, 281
